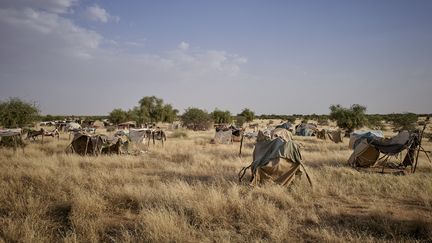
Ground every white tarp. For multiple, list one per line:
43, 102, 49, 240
214, 130, 232, 144
129, 128, 150, 143
66, 122, 81, 131
349, 130, 384, 149
0, 128, 22, 137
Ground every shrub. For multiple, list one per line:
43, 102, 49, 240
0, 97, 39, 128
238, 108, 255, 122
181, 108, 212, 131
329, 104, 367, 134
387, 113, 418, 131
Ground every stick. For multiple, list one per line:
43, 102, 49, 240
413, 124, 427, 173
239, 134, 244, 157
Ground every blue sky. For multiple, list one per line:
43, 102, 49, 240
0, 0, 431, 115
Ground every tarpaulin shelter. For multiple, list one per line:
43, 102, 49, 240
295, 123, 317, 136
214, 130, 233, 144
129, 128, 150, 143
67, 133, 127, 155
276, 122, 293, 130
271, 128, 293, 142
239, 137, 312, 187
0, 128, 24, 151
347, 130, 429, 174
349, 130, 384, 149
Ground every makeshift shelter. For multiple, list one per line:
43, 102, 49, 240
129, 128, 150, 143
214, 130, 233, 144
276, 122, 293, 130
271, 128, 293, 142
67, 133, 127, 155
316, 129, 327, 140
66, 122, 81, 131
92, 120, 104, 128
0, 128, 24, 151
347, 130, 430, 174
295, 123, 317, 136
328, 130, 343, 143
239, 137, 312, 187
349, 130, 384, 149
118, 121, 136, 129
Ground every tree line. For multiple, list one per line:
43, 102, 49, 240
0, 97, 427, 132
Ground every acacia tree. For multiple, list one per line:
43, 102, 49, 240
387, 113, 418, 131
138, 96, 177, 123
238, 108, 255, 122
108, 108, 129, 124
211, 109, 232, 124
329, 104, 367, 134
181, 108, 212, 130
0, 97, 39, 128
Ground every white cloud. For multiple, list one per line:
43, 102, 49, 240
0, 1, 250, 114
85, 4, 119, 23
0, 0, 78, 13
178, 41, 189, 50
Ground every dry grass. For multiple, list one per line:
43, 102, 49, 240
1, 125, 432, 242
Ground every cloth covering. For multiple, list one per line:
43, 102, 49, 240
328, 130, 343, 143
214, 130, 233, 144
129, 128, 150, 143
270, 128, 293, 142
243, 138, 312, 187
0, 129, 22, 137
349, 130, 384, 149
276, 122, 292, 130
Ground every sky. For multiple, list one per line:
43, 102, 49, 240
0, 0, 431, 115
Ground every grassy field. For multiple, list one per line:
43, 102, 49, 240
0, 122, 431, 242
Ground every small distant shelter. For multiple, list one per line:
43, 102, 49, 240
118, 121, 136, 130
0, 128, 24, 151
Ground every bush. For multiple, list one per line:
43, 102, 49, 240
235, 116, 246, 127
181, 108, 212, 131
366, 115, 385, 130
387, 113, 418, 131
238, 108, 255, 122
211, 109, 232, 124
0, 97, 39, 128
329, 104, 367, 134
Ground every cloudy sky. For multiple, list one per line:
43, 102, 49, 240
1, 0, 431, 115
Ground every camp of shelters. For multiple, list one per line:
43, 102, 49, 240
1, 114, 431, 189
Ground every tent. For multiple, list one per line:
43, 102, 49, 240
347, 131, 424, 173
328, 130, 343, 143
239, 137, 312, 187
295, 123, 317, 136
129, 128, 150, 143
67, 133, 126, 155
92, 120, 104, 128
0, 128, 24, 150
276, 122, 293, 130
214, 130, 233, 144
349, 130, 384, 149
271, 128, 293, 142
66, 122, 81, 131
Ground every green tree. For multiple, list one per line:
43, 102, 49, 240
138, 96, 177, 123
0, 97, 39, 128
109, 108, 129, 124
235, 116, 246, 127
366, 114, 384, 130
387, 113, 418, 131
238, 108, 255, 122
329, 104, 367, 134
181, 108, 212, 130
211, 109, 232, 124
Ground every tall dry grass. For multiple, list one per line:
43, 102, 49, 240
0, 126, 431, 242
